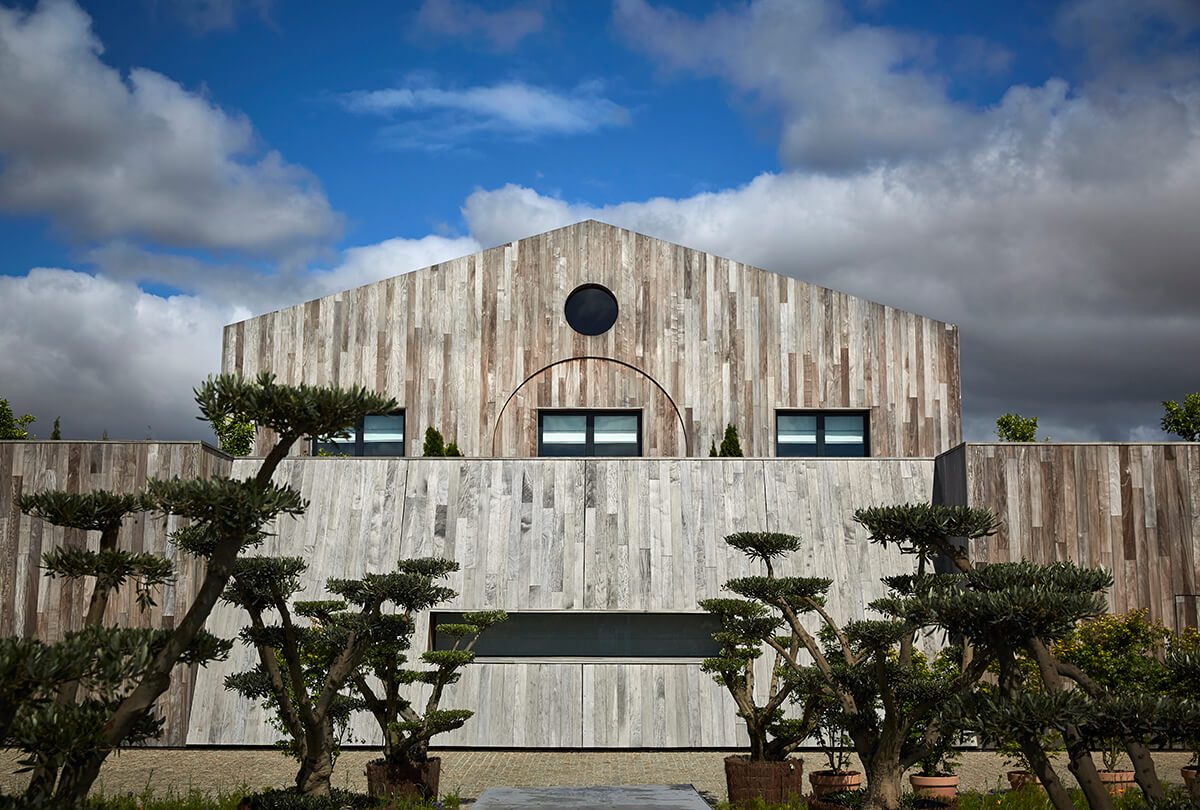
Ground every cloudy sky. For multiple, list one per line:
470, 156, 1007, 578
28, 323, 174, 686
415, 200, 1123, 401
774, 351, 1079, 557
0, 0, 1197, 444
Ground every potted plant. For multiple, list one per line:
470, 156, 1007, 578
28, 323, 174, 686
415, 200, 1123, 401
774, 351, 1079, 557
1165, 628, 1200, 794
701, 554, 818, 807
1092, 740, 1135, 796
905, 648, 965, 801
809, 707, 862, 801
352, 597, 506, 799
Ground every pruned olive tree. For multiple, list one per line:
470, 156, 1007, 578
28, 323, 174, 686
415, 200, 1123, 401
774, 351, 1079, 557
911, 561, 1123, 810
223, 556, 504, 798
701, 504, 1002, 810
4, 372, 393, 805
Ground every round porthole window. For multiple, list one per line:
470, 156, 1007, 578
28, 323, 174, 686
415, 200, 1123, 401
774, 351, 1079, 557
564, 284, 619, 336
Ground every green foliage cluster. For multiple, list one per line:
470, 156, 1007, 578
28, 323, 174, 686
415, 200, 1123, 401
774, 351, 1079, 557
996, 413, 1038, 442
1161, 392, 1200, 442
212, 413, 255, 456
422, 427, 463, 457
709, 424, 744, 456
0, 397, 36, 439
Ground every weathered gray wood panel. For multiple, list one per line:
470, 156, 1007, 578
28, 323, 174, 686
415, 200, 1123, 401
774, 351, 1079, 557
0, 441, 232, 745
964, 443, 1200, 629
186, 456, 933, 747
224, 220, 961, 459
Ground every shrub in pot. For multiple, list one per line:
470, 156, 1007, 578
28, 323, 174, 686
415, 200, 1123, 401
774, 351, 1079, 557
809, 706, 862, 801
905, 650, 964, 800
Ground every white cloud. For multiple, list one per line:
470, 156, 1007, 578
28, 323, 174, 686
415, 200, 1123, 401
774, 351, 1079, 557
341, 80, 629, 148
613, 0, 979, 171
0, 269, 243, 441
1, 231, 482, 441
461, 68, 1200, 440
0, 0, 338, 256
156, 0, 275, 33
414, 0, 545, 51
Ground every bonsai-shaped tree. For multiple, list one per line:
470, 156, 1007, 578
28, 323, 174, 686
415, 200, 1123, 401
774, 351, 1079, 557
350, 581, 505, 797
702, 504, 1002, 810
223, 556, 503, 797
995, 413, 1038, 442
700, 533, 825, 762
914, 561, 1120, 810
1161, 392, 1200, 441
3, 373, 393, 805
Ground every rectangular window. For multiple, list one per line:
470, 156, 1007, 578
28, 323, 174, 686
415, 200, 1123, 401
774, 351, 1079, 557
431, 612, 722, 658
776, 411, 868, 457
538, 411, 641, 457
313, 411, 405, 457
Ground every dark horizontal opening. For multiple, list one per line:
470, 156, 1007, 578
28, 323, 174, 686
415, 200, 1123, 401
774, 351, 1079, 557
432, 612, 723, 658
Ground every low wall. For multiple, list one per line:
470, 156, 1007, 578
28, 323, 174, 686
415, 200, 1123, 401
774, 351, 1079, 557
0, 441, 232, 744
939, 443, 1200, 630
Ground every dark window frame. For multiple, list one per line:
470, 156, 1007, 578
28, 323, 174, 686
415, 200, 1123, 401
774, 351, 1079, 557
775, 409, 870, 457
311, 409, 406, 457
430, 610, 722, 660
537, 409, 642, 457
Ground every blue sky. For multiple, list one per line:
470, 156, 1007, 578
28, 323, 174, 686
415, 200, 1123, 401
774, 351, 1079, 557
1, 0, 1198, 443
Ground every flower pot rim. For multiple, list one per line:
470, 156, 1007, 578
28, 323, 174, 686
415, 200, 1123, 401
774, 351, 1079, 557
911, 773, 959, 780
723, 754, 801, 763
811, 769, 862, 777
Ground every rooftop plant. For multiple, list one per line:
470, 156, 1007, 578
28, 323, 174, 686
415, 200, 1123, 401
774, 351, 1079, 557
1161, 392, 1200, 442
995, 413, 1038, 442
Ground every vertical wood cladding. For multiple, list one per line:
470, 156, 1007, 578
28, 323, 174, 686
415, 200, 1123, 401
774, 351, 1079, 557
961, 443, 1200, 630
185, 456, 933, 747
0, 441, 232, 745
223, 220, 961, 458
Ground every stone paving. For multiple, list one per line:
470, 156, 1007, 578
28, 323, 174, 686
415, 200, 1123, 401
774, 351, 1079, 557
0, 748, 1194, 804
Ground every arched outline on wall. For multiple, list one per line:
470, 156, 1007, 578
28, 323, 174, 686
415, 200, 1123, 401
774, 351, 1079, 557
490, 355, 690, 457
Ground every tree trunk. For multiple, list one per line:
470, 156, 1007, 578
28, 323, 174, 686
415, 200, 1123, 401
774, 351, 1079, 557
52, 751, 105, 806
1123, 740, 1166, 803
296, 721, 335, 796
22, 766, 55, 805
1063, 735, 1113, 810
862, 755, 903, 810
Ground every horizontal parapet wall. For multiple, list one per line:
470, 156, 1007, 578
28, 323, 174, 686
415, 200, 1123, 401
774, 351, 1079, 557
188, 457, 934, 748
960, 443, 1200, 630
0, 441, 233, 745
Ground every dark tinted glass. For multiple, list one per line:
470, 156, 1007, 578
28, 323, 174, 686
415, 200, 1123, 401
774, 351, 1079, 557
564, 284, 619, 336
433, 612, 722, 658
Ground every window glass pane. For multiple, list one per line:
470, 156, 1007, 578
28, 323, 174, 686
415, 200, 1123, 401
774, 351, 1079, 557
593, 414, 638, 445
541, 414, 587, 445
777, 414, 818, 445
362, 414, 405, 443
433, 612, 722, 658
824, 414, 865, 444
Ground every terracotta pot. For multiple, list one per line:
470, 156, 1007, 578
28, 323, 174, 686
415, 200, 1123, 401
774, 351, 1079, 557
809, 769, 864, 799
365, 756, 441, 800
1006, 771, 1043, 791
1181, 766, 1197, 791
1097, 770, 1136, 796
910, 774, 960, 799
723, 756, 804, 807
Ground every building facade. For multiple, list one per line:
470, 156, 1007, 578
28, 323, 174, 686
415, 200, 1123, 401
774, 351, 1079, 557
0, 221, 1196, 748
